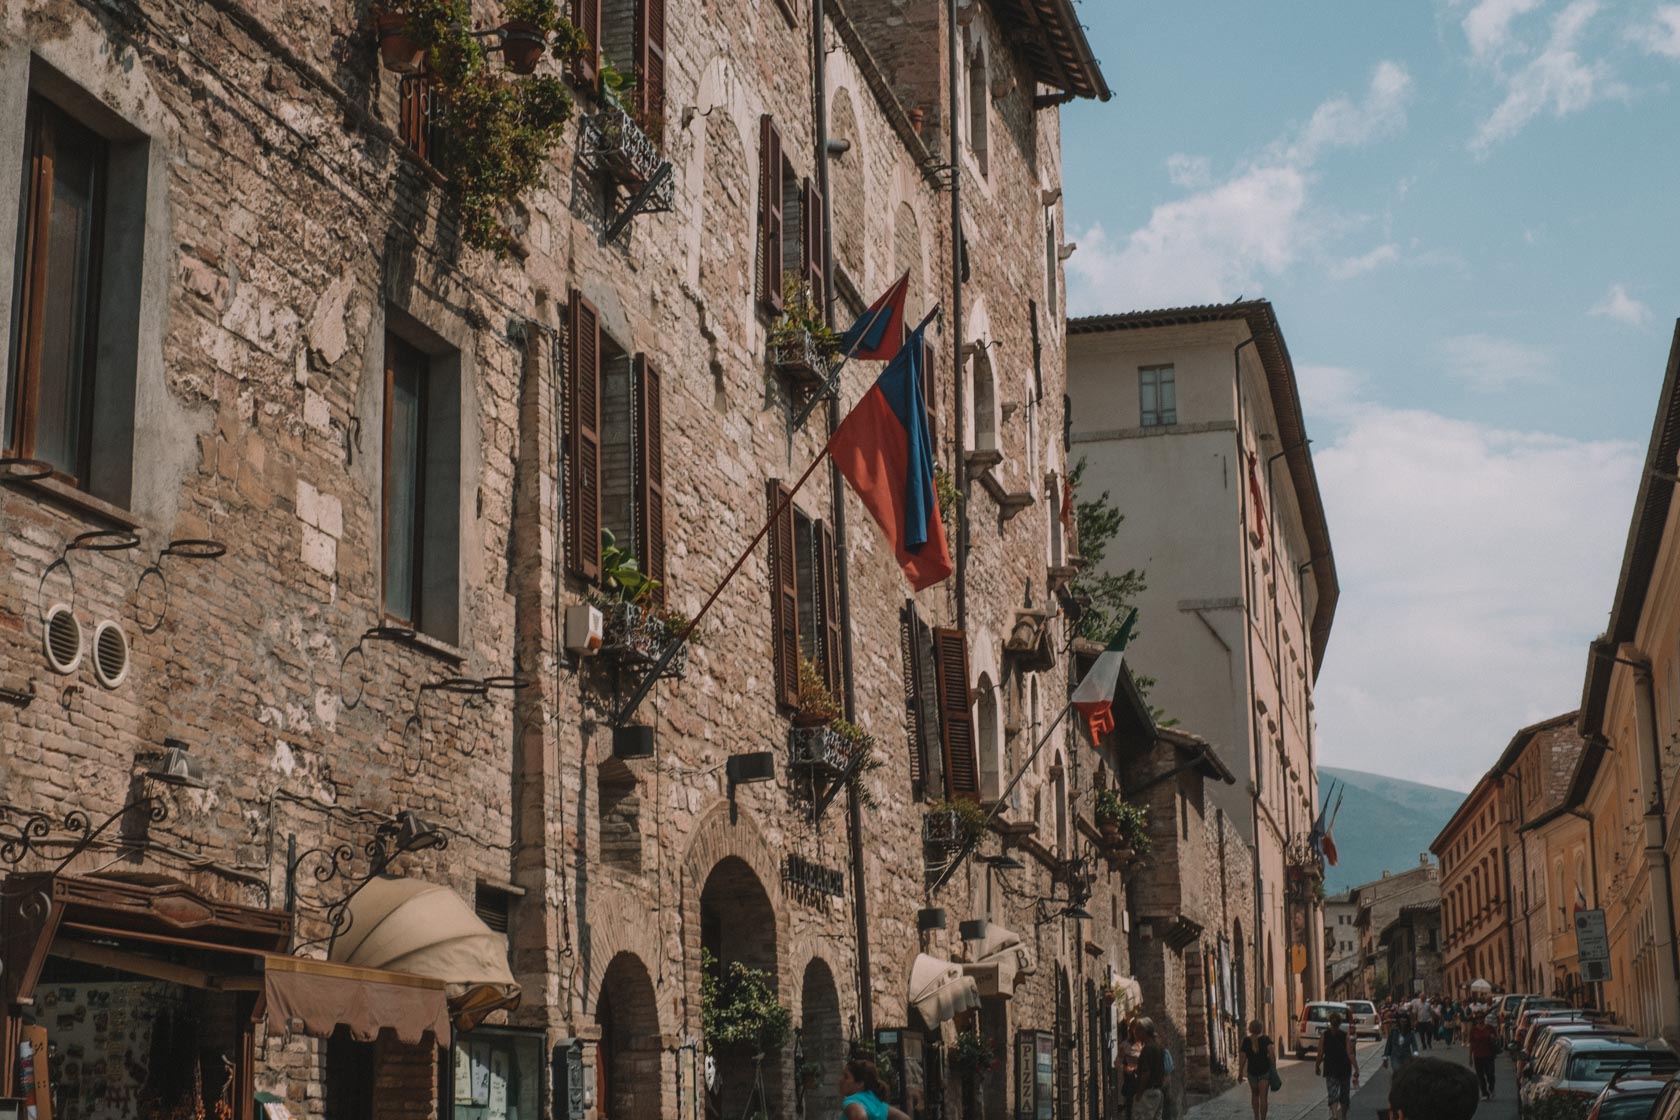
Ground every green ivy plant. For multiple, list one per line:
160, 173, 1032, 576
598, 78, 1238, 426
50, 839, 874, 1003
378, 0, 587, 255
952, 1029, 995, 1075
1094, 795, 1150, 855
701, 948, 792, 1057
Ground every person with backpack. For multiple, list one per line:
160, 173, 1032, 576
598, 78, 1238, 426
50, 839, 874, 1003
1315, 1012, 1359, 1120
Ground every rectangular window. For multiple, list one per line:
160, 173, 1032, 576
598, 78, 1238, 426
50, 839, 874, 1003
757, 116, 824, 316
1139, 365, 1176, 427
398, 75, 443, 163
564, 293, 665, 599
7, 94, 107, 485
767, 482, 842, 708
381, 325, 461, 642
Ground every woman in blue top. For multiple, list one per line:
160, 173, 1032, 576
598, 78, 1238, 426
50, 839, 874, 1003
838, 1059, 890, 1120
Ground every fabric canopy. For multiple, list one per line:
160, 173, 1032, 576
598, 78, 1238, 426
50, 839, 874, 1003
1469, 978, 1493, 992
263, 953, 451, 1045
909, 953, 981, 1027
963, 924, 1033, 998
1110, 972, 1143, 1013
330, 876, 521, 1029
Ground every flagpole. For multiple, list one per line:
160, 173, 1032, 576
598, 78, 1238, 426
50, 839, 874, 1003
930, 699, 1075, 896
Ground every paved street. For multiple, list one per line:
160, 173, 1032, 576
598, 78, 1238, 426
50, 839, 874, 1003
1187, 1042, 1517, 1120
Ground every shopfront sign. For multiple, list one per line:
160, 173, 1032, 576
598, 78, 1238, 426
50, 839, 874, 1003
1014, 1030, 1055, 1120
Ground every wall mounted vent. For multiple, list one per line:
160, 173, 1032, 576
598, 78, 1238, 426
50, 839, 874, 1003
43, 604, 83, 674
92, 620, 130, 688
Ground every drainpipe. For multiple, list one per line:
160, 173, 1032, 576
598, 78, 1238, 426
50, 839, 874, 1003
813, 0, 873, 1040
947, 0, 967, 634
1233, 335, 1266, 1032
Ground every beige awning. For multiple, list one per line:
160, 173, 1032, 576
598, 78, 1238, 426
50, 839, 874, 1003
1113, 974, 1142, 1012
330, 877, 521, 1030
909, 953, 981, 1027
264, 954, 451, 1044
963, 924, 1033, 998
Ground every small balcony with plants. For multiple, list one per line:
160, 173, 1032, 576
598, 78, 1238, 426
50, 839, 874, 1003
1093, 789, 1149, 867
581, 62, 674, 215
787, 658, 881, 806
589, 530, 697, 682
768, 280, 842, 391
923, 798, 991, 852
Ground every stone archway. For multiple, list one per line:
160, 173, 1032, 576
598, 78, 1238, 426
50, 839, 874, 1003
595, 951, 662, 1120
799, 958, 843, 1118
702, 855, 784, 1120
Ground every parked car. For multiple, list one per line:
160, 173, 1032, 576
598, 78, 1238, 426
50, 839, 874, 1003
1296, 1000, 1353, 1058
1586, 1074, 1675, 1120
1523, 1038, 1680, 1113
1344, 999, 1382, 1039
1513, 998, 1582, 1048
1643, 1077, 1680, 1120
1524, 1023, 1636, 1081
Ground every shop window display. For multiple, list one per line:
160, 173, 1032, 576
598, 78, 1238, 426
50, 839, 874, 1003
447, 1027, 543, 1120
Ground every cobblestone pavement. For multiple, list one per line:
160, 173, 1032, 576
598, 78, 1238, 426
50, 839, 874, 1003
1186, 1041, 1518, 1120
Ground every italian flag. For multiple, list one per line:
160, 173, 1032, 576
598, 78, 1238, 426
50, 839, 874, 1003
1072, 610, 1138, 740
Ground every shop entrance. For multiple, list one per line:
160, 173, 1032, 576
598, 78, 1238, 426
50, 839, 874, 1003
799, 959, 841, 1119
595, 952, 661, 1120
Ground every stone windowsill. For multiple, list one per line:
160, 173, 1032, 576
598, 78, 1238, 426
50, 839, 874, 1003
381, 617, 468, 665
7, 474, 143, 531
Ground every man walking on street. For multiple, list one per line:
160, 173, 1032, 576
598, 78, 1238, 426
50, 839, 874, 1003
1417, 998, 1435, 1050
1315, 1012, 1358, 1120
1468, 1014, 1499, 1100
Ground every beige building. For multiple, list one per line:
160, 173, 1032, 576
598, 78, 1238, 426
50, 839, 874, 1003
1066, 303, 1339, 1040
1434, 771, 1514, 995
1570, 322, 1680, 1038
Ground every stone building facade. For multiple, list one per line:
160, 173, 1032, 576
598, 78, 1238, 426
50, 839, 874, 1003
1379, 902, 1441, 1002
1344, 861, 1438, 1006
0, 1, 1124, 1118
1118, 726, 1254, 1111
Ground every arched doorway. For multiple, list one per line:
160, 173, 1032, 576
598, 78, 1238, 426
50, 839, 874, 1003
799, 959, 843, 1118
702, 856, 784, 1120
595, 952, 661, 1120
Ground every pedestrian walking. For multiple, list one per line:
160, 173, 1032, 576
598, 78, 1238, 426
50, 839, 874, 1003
1133, 1018, 1168, 1120
1388, 1057, 1480, 1120
837, 1058, 911, 1120
1383, 1014, 1420, 1077
1467, 1014, 1499, 1101
1240, 1020, 1274, 1120
1416, 998, 1435, 1050
1314, 1012, 1358, 1120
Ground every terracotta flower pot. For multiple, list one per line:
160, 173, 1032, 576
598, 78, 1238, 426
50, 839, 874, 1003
501, 21, 546, 75
908, 108, 925, 135
1100, 820, 1120, 843
375, 11, 425, 74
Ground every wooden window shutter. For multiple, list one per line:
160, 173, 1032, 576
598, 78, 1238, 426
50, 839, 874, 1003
767, 479, 800, 709
817, 519, 843, 701
921, 335, 937, 443
633, 354, 666, 606
572, 0, 602, 86
758, 115, 784, 314
934, 627, 980, 800
634, 0, 667, 143
801, 176, 825, 319
565, 291, 603, 581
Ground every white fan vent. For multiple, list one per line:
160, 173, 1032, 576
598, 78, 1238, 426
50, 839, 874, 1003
92, 620, 130, 689
43, 604, 83, 675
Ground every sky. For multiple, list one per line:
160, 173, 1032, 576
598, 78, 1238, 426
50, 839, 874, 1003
1059, 0, 1680, 792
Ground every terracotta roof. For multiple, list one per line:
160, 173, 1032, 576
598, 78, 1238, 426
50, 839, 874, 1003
989, 0, 1112, 102
1580, 321, 1680, 740
1068, 301, 1340, 675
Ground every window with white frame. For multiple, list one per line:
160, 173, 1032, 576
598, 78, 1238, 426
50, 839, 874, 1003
1139, 365, 1176, 427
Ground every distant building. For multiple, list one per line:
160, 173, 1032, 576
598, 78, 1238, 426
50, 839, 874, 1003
1381, 902, 1443, 1000
1324, 892, 1360, 998
1067, 302, 1340, 1041
1344, 860, 1440, 1003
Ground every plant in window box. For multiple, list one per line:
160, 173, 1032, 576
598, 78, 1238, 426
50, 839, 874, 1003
924, 797, 989, 849
1094, 791, 1149, 856
497, 0, 582, 74
768, 278, 842, 388
830, 718, 883, 809
792, 656, 842, 727
591, 530, 692, 675
585, 61, 669, 194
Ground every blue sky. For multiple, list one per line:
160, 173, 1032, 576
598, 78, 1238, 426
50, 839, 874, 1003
1059, 0, 1680, 789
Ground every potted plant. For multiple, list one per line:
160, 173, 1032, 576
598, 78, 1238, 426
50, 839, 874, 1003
497, 0, 579, 74
793, 657, 842, 726
924, 797, 990, 849
1094, 788, 1125, 843
768, 278, 842, 387
374, 6, 427, 73
1096, 795, 1150, 856
701, 948, 792, 1059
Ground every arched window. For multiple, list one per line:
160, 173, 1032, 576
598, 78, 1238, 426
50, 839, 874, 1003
969, 350, 997, 453
976, 674, 1002, 801
965, 26, 988, 175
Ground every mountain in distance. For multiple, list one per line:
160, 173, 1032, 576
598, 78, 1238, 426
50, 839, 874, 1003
1317, 767, 1468, 894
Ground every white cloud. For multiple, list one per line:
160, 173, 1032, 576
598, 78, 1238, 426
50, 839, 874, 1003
1471, 1, 1621, 153
1438, 333, 1556, 391
1068, 63, 1412, 314
1463, 0, 1544, 59
1307, 383, 1642, 789
1589, 282, 1653, 328
1165, 154, 1212, 190
1329, 243, 1401, 280
1282, 60, 1416, 163
1634, 6, 1680, 58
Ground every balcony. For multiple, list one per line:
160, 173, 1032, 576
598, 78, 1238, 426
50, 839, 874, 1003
769, 328, 835, 391
788, 724, 860, 778
924, 807, 967, 850
582, 106, 674, 227
599, 601, 687, 680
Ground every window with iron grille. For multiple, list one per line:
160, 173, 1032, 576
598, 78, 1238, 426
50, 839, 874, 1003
398, 75, 443, 164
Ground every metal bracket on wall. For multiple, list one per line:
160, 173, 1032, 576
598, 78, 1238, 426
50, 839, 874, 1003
605, 160, 675, 243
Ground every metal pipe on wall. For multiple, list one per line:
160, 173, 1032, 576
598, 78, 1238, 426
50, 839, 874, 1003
948, 0, 968, 633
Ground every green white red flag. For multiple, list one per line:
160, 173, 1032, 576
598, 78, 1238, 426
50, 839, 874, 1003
1071, 610, 1138, 740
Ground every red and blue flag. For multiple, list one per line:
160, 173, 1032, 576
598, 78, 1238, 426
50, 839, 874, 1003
828, 314, 952, 591
840, 271, 910, 361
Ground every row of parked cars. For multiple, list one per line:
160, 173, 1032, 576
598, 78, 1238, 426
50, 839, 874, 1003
1502, 995, 1680, 1120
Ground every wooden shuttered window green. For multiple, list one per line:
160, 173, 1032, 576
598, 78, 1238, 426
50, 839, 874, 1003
767, 479, 800, 709
632, 354, 665, 605
566, 291, 603, 582
934, 627, 980, 800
